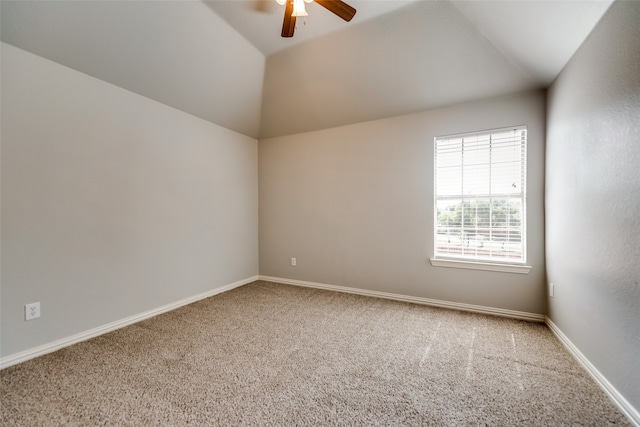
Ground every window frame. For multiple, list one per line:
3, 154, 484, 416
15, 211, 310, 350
430, 125, 531, 274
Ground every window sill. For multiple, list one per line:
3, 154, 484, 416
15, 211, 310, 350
429, 258, 532, 274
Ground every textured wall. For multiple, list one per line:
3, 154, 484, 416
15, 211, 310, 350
259, 91, 546, 314
546, 0, 640, 413
1, 44, 259, 358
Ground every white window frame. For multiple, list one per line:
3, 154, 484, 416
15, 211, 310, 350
429, 126, 531, 274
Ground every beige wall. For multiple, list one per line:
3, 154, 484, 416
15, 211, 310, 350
546, 0, 640, 413
259, 91, 546, 314
1, 43, 259, 358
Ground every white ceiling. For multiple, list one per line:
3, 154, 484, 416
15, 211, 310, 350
1, 0, 266, 138
449, 0, 615, 84
1, 0, 614, 138
204, 0, 420, 55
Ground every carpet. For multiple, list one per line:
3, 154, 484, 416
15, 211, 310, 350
0, 280, 630, 425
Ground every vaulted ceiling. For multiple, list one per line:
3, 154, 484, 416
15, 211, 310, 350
1, 0, 613, 139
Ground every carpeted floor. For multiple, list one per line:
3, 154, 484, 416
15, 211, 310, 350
0, 280, 630, 426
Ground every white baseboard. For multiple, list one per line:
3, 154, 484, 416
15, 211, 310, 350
259, 276, 637, 425
4, 275, 635, 425
0, 276, 259, 370
258, 275, 545, 322
545, 317, 639, 427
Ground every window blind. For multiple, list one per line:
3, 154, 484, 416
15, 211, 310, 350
434, 126, 527, 263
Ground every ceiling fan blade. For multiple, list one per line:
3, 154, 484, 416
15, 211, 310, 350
281, 0, 296, 37
314, 0, 356, 22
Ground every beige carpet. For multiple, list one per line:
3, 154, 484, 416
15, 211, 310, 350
0, 280, 630, 426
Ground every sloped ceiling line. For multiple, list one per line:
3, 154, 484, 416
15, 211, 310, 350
448, 1, 536, 84
0, 0, 614, 139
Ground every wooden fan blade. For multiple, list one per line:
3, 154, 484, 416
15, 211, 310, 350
314, 0, 356, 22
281, 0, 296, 37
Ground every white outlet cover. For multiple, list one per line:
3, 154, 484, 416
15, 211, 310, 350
25, 302, 41, 320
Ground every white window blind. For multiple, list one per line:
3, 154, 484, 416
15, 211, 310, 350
434, 126, 527, 264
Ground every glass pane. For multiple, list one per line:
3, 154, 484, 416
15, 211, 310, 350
436, 200, 463, 256
491, 160, 522, 194
436, 166, 462, 196
463, 136, 490, 167
436, 143, 462, 168
463, 164, 490, 195
434, 127, 526, 263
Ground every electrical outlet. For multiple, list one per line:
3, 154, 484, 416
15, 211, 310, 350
549, 283, 555, 298
291, 257, 297, 267
25, 302, 41, 321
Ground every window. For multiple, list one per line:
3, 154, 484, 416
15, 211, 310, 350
432, 126, 528, 271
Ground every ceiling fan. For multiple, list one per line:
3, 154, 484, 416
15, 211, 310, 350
279, 0, 357, 38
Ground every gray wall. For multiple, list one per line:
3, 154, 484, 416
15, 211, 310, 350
1, 43, 259, 358
546, 0, 640, 412
259, 91, 546, 314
